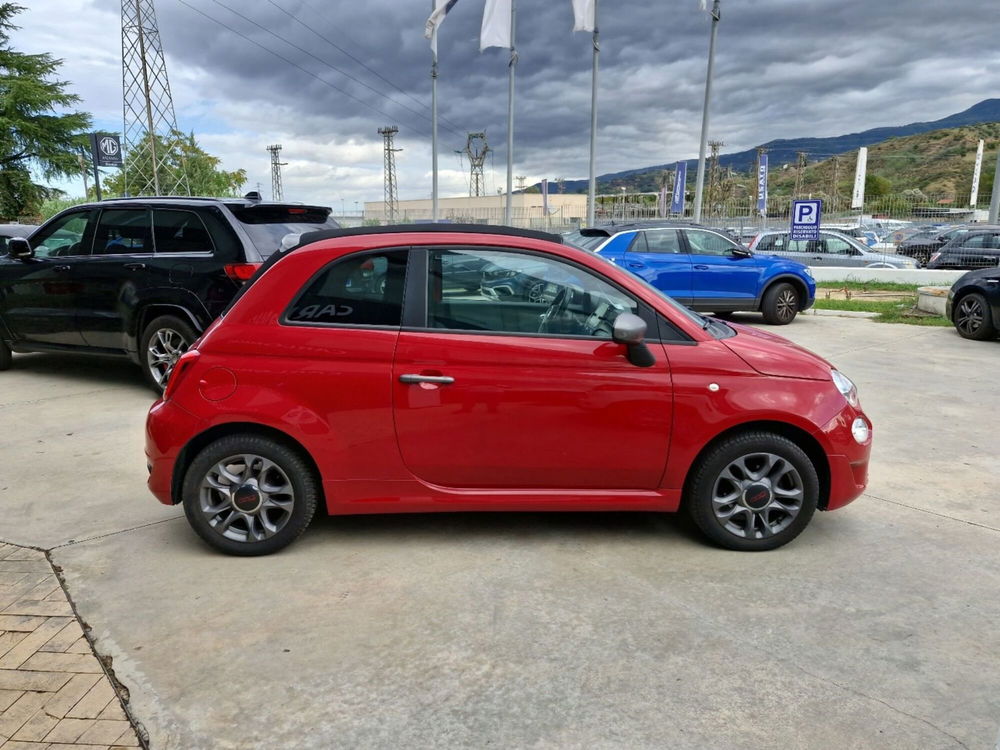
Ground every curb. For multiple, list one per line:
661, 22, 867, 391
801, 308, 880, 319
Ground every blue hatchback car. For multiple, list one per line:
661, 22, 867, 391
566, 222, 815, 324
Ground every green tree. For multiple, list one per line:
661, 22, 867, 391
865, 174, 892, 197
106, 130, 247, 198
0, 3, 92, 219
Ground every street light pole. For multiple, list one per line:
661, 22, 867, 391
692, 0, 720, 224
989, 146, 1000, 223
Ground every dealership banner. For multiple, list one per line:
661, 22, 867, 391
671, 161, 687, 214
757, 154, 768, 213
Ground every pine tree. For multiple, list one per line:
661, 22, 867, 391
0, 3, 92, 218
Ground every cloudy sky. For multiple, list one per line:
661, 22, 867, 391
16, 0, 1000, 207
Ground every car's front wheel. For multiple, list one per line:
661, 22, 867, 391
686, 432, 819, 551
140, 314, 197, 392
953, 293, 997, 341
761, 282, 799, 325
182, 434, 319, 556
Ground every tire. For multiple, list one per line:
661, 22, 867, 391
761, 282, 799, 325
953, 293, 997, 341
0, 339, 11, 371
182, 434, 319, 556
686, 432, 819, 552
140, 314, 197, 393
712, 311, 734, 320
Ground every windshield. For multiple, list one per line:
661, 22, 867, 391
227, 205, 339, 256
563, 230, 607, 251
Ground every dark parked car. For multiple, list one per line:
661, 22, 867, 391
0, 195, 338, 390
947, 267, 1000, 340
897, 225, 994, 266
928, 228, 1000, 270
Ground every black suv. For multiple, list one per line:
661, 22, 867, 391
0, 195, 338, 390
927, 228, 1000, 270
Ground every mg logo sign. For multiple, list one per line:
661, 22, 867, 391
99, 137, 120, 158
89, 132, 123, 167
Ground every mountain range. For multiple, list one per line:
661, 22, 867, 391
550, 99, 1000, 194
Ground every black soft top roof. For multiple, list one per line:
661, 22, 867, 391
222, 223, 563, 315
296, 223, 563, 248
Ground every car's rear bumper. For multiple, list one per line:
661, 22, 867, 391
146, 398, 204, 506
817, 404, 872, 511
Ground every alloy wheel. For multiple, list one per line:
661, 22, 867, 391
711, 451, 805, 540
775, 289, 797, 323
198, 454, 296, 544
956, 297, 984, 335
146, 327, 189, 388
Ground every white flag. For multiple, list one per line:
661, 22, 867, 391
699, 0, 707, 9
481, 0, 512, 51
425, 0, 459, 55
571, 0, 596, 32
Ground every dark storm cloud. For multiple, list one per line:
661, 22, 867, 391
95, 0, 999, 179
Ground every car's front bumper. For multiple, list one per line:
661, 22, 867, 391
817, 403, 872, 511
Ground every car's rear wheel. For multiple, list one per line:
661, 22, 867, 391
686, 432, 819, 551
0, 339, 11, 371
141, 314, 197, 393
761, 282, 799, 325
953, 293, 997, 341
712, 311, 734, 320
182, 434, 319, 556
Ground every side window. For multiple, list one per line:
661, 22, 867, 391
643, 230, 683, 254
963, 233, 988, 249
805, 239, 828, 255
685, 229, 738, 256
755, 235, 777, 253
93, 209, 151, 255
28, 210, 98, 258
153, 210, 214, 253
624, 233, 646, 253
285, 250, 408, 326
429, 248, 639, 338
825, 237, 855, 255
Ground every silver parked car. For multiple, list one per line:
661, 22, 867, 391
747, 229, 918, 269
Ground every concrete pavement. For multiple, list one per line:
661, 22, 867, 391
2, 317, 999, 749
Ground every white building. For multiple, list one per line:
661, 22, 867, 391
364, 193, 588, 230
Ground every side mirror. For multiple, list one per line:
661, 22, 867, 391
7, 237, 33, 259
732, 246, 752, 258
612, 313, 655, 367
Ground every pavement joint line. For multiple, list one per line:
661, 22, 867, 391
864, 492, 1000, 533
48, 517, 185, 551
578, 552, 972, 749
0, 539, 147, 748
0, 387, 125, 411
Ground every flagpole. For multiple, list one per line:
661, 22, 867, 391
692, 0, 720, 224
431, 5, 439, 222
505, 0, 516, 226
587, 0, 599, 227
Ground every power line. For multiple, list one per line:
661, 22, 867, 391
203, 0, 465, 140
173, 0, 442, 138
264, 0, 465, 135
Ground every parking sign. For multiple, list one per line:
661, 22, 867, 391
790, 199, 822, 241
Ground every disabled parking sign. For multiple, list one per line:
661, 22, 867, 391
790, 200, 822, 241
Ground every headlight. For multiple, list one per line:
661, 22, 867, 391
831, 369, 860, 409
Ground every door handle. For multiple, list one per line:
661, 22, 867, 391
693, 264, 709, 270
811, 256, 823, 261
399, 374, 455, 385
53, 265, 71, 273
627, 262, 645, 269
124, 262, 147, 271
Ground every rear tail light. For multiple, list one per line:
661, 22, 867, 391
929, 252, 941, 264
163, 350, 200, 401
224, 263, 261, 283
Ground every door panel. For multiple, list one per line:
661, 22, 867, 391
393, 246, 673, 491
75, 208, 153, 350
0, 209, 97, 346
393, 332, 672, 490
685, 229, 760, 302
621, 231, 692, 302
